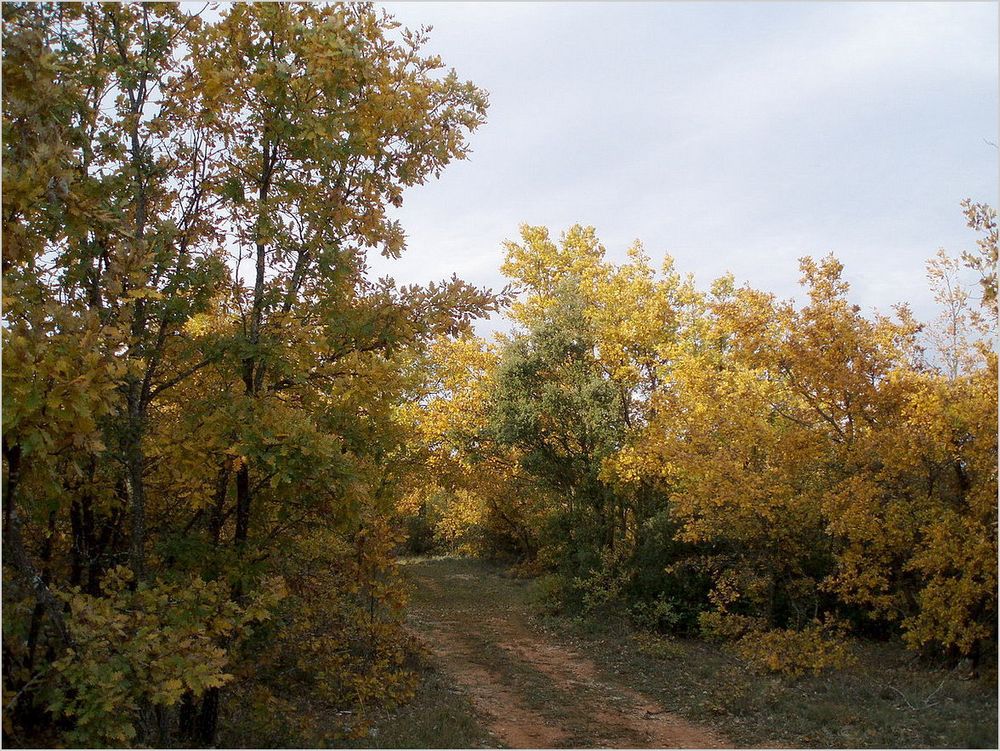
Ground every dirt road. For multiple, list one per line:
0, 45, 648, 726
402, 557, 731, 749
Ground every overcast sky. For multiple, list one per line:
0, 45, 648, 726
368, 1, 998, 335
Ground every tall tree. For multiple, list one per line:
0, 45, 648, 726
187, 2, 490, 554
2, 3, 496, 745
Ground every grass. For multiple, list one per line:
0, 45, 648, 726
404, 556, 998, 749
536, 591, 998, 748
337, 652, 496, 749
220, 644, 494, 749
227, 556, 997, 748
398, 555, 612, 747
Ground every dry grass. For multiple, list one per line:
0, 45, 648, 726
401, 557, 998, 749
252, 557, 996, 748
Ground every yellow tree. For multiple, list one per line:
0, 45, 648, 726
491, 225, 709, 615
399, 334, 547, 559
2, 2, 499, 745
824, 212, 998, 663
610, 255, 919, 667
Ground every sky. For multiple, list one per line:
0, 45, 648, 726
369, 1, 999, 336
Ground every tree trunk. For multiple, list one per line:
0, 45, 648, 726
196, 687, 220, 747
124, 390, 147, 581
234, 464, 250, 548
209, 465, 231, 545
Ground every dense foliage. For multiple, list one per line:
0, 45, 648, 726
407, 209, 998, 674
2, 3, 499, 746
3, 2, 995, 746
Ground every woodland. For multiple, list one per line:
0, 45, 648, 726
1, 3, 997, 748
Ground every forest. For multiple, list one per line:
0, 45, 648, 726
2, 3, 997, 748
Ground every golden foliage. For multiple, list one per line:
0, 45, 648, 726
404, 209, 997, 675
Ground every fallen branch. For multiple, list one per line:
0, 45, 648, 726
881, 683, 916, 711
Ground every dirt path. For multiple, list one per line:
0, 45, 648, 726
403, 558, 731, 749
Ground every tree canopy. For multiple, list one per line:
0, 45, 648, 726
2, 2, 996, 747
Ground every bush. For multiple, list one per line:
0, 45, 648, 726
629, 595, 685, 633
736, 621, 855, 677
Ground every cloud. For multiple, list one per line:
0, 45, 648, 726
369, 2, 998, 335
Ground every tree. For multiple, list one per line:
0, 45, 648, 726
960, 199, 998, 321
925, 249, 988, 379
2, 3, 497, 745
